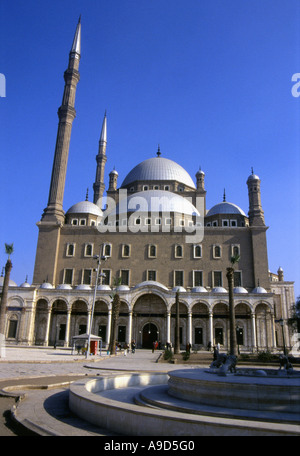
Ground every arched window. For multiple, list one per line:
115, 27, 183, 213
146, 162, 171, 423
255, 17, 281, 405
194, 245, 202, 258
175, 245, 183, 257
123, 244, 130, 257
214, 245, 221, 258
149, 245, 157, 258
104, 244, 112, 257
85, 244, 93, 256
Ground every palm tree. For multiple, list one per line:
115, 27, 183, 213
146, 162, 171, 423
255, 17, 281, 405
0, 244, 14, 338
108, 277, 121, 355
226, 254, 240, 356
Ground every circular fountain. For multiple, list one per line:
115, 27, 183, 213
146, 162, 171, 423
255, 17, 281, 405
69, 356, 300, 436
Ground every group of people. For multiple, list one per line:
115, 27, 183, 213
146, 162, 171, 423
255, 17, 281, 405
114, 340, 136, 356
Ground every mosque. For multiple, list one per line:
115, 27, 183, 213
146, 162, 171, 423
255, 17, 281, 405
0, 19, 295, 353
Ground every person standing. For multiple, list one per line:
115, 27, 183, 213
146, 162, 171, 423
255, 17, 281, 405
131, 340, 136, 354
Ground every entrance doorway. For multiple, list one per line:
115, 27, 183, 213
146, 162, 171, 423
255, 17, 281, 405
142, 323, 158, 349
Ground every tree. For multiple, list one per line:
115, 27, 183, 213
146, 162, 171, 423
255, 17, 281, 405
0, 244, 14, 338
226, 254, 240, 357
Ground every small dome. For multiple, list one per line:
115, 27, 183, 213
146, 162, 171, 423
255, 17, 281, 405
20, 282, 31, 288
172, 286, 186, 292
39, 282, 54, 289
66, 201, 103, 217
212, 287, 227, 293
121, 156, 196, 189
97, 284, 111, 291
57, 284, 72, 290
0, 277, 17, 287
192, 286, 208, 293
116, 285, 130, 291
110, 169, 118, 175
207, 202, 246, 217
252, 286, 267, 294
247, 173, 260, 182
233, 287, 248, 294
134, 281, 169, 291
75, 284, 92, 290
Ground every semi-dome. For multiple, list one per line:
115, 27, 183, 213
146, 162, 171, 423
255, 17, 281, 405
212, 286, 227, 293
66, 201, 103, 217
39, 282, 54, 289
121, 157, 196, 189
116, 285, 130, 291
252, 286, 267, 294
107, 189, 200, 217
134, 281, 169, 291
206, 201, 246, 217
233, 287, 248, 294
172, 286, 186, 292
20, 281, 31, 288
192, 286, 208, 293
97, 284, 111, 291
75, 284, 92, 290
57, 284, 72, 290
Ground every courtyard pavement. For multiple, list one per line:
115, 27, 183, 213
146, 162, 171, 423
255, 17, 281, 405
0, 346, 197, 436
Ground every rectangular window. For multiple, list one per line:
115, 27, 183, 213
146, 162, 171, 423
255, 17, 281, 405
63, 269, 73, 285
213, 271, 222, 287
193, 270, 203, 287
147, 270, 157, 281
122, 244, 130, 257
234, 271, 242, 287
120, 270, 130, 286
82, 269, 92, 285
101, 269, 111, 285
174, 270, 184, 287
104, 244, 112, 257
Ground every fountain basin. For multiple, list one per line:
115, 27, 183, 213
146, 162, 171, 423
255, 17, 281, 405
69, 369, 300, 436
168, 368, 300, 414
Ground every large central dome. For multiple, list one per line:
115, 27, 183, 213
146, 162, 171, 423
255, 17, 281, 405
121, 157, 196, 189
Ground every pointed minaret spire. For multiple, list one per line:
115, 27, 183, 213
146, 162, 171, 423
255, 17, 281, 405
42, 19, 81, 222
70, 16, 81, 58
93, 111, 108, 207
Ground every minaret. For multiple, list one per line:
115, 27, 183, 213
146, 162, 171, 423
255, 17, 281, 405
93, 112, 107, 207
246, 168, 265, 226
42, 17, 81, 223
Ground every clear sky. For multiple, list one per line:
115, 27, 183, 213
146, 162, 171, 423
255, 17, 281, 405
0, 1, 299, 298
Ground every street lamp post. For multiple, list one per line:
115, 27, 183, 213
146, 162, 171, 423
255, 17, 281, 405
86, 247, 107, 358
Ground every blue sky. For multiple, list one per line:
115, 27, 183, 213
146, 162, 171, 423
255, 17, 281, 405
0, 1, 299, 298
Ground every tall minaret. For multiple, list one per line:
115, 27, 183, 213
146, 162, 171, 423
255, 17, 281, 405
42, 17, 81, 223
93, 112, 107, 207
